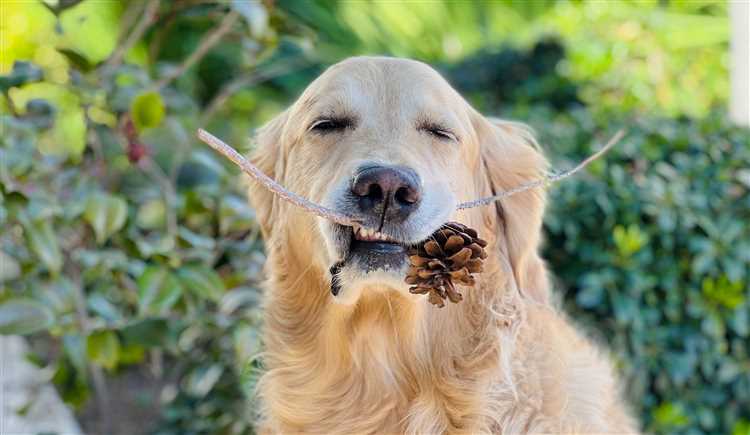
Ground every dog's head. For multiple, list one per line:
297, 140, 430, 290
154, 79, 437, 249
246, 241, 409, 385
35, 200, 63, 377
248, 56, 548, 306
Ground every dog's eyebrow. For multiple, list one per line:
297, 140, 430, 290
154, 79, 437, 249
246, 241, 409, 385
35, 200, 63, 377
311, 105, 359, 124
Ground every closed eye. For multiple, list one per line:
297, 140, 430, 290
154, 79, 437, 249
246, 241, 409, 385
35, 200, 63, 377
419, 123, 458, 142
309, 117, 353, 133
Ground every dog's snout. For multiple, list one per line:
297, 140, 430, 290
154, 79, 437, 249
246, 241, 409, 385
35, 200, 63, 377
351, 165, 422, 222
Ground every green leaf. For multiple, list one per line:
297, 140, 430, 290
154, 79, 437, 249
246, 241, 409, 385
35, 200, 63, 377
733, 420, 750, 435
184, 364, 224, 398
56, 48, 93, 72
86, 329, 120, 370
130, 91, 165, 132
0, 299, 54, 335
121, 318, 170, 348
176, 265, 225, 302
87, 294, 123, 322
137, 266, 183, 316
118, 343, 146, 365
653, 402, 689, 428
22, 218, 62, 273
136, 198, 166, 230
84, 193, 128, 244
0, 61, 43, 91
25, 98, 55, 129
0, 250, 21, 282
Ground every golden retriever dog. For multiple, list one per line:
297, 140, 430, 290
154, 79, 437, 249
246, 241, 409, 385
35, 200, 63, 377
247, 56, 638, 434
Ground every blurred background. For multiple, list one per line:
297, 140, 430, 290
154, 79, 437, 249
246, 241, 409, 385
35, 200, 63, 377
1, 1, 748, 434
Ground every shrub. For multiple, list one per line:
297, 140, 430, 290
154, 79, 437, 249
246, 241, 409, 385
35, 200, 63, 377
522, 107, 749, 435
0, 1, 282, 432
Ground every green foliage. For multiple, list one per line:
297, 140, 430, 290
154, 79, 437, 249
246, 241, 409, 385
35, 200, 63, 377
279, 0, 728, 118
1, 2, 272, 433
528, 107, 750, 435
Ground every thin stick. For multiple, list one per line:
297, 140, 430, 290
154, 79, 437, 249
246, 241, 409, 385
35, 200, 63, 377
201, 57, 308, 125
103, 0, 159, 71
196, 128, 624, 225
455, 129, 625, 209
197, 129, 360, 226
153, 10, 240, 90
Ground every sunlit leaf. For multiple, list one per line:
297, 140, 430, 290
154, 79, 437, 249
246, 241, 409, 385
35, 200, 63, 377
86, 329, 120, 370
131, 91, 165, 132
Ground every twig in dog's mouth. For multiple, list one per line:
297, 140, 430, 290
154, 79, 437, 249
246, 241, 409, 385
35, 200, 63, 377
196, 128, 625, 228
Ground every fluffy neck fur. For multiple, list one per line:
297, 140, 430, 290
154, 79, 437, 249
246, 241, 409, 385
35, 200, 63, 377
256, 224, 530, 434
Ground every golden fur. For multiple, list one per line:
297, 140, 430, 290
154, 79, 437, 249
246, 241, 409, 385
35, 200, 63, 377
246, 56, 638, 434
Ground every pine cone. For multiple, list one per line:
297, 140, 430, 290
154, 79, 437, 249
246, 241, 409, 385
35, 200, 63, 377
405, 222, 488, 307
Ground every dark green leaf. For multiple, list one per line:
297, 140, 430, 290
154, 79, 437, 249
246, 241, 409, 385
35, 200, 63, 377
176, 265, 225, 302
0, 61, 43, 91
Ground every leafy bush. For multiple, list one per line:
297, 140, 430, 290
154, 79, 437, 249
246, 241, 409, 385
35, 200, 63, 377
0, 2, 281, 433
523, 107, 750, 435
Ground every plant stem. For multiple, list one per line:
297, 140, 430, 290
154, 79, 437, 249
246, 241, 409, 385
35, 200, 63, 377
103, 0, 160, 71
152, 10, 240, 91
197, 129, 361, 226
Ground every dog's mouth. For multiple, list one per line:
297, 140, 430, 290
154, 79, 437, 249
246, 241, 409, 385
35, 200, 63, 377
333, 223, 409, 272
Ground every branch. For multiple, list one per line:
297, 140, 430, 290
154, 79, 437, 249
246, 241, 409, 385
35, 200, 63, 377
200, 57, 308, 125
455, 129, 625, 209
197, 129, 360, 226
103, 0, 159, 71
152, 9, 240, 90
196, 129, 625, 226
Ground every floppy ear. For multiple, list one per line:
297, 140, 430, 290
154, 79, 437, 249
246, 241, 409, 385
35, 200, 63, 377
473, 115, 550, 305
247, 110, 289, 240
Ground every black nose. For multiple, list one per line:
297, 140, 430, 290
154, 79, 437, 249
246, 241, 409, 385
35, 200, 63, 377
351, 165, 422, 223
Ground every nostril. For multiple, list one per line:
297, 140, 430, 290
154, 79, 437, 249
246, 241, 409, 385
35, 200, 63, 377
395, 186, 419, 205
367, 183, 383, 201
